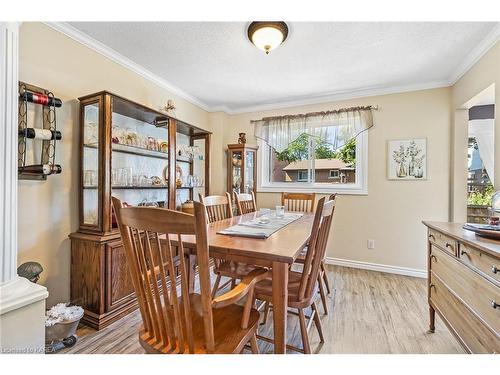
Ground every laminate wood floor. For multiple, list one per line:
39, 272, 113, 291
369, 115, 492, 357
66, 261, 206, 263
59, 265, 463, 354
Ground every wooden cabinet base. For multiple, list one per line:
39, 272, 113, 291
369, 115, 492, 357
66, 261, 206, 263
70, 231, 189, 330
70, 231, 138, 330
81, 299, 139, 330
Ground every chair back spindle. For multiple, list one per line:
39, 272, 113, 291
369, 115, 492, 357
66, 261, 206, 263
281, 192, 316, 213
112, 197, 215, 353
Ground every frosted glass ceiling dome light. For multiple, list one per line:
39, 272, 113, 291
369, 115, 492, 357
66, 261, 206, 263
248, 22, 289, 54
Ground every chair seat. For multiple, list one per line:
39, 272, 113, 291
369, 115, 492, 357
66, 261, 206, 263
254, 270, 316, 308
139, 293, 260, 354
214, 261, 259, 279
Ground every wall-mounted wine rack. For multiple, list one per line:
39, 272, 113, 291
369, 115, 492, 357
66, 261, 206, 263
18, 82, 62, 180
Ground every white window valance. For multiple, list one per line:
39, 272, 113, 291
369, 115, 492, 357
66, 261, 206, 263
252, 106, 374, 152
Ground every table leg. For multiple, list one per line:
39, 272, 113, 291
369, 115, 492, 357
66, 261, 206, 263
272, 261, 288, 354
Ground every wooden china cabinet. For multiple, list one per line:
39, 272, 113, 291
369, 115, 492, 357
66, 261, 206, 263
227, 144, 258, 198
69, 91, 210, 329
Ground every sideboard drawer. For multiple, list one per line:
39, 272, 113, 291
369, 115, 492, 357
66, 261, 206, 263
431, 246, 500, 334
460, 243, 500, 284
428, 228, 457, 256
430, 273, 500, 353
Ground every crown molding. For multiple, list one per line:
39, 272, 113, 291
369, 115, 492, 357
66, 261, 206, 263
448, 23, 500, 85
215, 80, 451, 114
43, 22, 211, 111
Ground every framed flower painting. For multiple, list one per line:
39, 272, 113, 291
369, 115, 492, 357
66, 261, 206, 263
387, 138, 427, 180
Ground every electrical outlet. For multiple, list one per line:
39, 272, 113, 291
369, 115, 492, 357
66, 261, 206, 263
367, 239, 375, 249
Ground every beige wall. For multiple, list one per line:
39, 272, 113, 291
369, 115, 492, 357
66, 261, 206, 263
210, 88, 452, 272
18, 22, 496, 305
450, 41, 499, 222
17, 23, 210, 306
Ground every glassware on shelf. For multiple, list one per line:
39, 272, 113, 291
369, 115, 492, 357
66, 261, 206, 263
125, 129, 138, 146
84, 122, 97, 144
84, 169, 97, 187
124, 167, 133, 185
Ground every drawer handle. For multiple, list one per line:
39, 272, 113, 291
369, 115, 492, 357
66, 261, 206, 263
428, 234, 435, 241
430, 254, 437, 262
429, 284, 436, 290
460, 250, 467, 256
492, 300, 499, 309
493, 265, 499, 274
445, 242, 453, 249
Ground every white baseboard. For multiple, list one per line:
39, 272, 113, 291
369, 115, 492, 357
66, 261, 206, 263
325, 257, 427, 279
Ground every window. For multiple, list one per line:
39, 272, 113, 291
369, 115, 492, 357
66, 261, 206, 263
329, 170, 340, 178
258, 131, 368, 195
297, 170, 308, 181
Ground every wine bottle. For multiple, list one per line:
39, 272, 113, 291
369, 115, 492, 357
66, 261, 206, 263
19, 164, 62, 175
19, 128, 62, 140
20, 92, 62, 107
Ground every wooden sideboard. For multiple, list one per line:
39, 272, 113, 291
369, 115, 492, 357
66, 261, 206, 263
423, 221, 500, 353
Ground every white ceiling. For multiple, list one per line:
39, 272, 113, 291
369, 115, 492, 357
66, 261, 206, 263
66, 22, 499, 113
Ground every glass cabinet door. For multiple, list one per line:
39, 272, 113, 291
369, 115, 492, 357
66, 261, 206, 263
230, 150, 243, 194
192, 137, 206, 201
82, 101, 100, 227
244, 150, 255, 194
109, 97, 169, 229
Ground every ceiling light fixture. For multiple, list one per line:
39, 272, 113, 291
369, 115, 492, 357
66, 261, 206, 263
247, 21, 289, 54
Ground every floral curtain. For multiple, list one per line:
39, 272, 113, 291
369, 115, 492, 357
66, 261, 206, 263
252, 106, 374, 152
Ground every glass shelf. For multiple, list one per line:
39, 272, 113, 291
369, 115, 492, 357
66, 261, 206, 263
84, 185, 168, 190
176, 155, 193, 164
84, 142, 169, 160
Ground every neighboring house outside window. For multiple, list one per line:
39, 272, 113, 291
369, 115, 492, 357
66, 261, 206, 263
283, 159, 355, 184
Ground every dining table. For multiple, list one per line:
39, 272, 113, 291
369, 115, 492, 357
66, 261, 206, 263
180, 210, 315, 354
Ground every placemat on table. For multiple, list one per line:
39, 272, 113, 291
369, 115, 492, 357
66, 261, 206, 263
217, 212, 303, 239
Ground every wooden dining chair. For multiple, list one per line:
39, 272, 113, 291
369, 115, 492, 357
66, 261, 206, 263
198, 192, 233, 223
199, 192, 255, 297
112, 196, 268, 354
293, 194, 336, 314
234, 191, 257, 215
255, 197, 335, 354
281, 192, 316, 213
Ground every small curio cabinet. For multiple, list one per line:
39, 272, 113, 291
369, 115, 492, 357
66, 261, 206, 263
69, 91, 210, 329
227, 143, 258, 197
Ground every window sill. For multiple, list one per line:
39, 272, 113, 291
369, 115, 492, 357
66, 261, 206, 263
257, 184, 368, 195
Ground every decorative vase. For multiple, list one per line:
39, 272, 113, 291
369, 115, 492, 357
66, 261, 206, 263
408, 158, 415, 176
238, 133, 247, 144
414, 167, 423, 178
397, 162, 407, 178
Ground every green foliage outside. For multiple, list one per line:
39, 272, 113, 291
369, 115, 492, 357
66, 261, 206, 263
275, 133, 356, 165
468, 184, 494, 206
